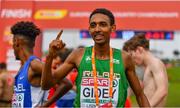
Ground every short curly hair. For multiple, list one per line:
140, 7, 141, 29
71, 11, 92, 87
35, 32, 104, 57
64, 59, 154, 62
123, 40, 132, 52
11, 21, 41, 48
128, 33, 149, 50
89, 8, 115, 26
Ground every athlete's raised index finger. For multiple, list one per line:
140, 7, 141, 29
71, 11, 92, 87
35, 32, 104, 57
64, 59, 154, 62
56, 30, 63, 40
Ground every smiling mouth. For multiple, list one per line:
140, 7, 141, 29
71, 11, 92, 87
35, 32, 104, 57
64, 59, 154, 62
95, 34, 104, 40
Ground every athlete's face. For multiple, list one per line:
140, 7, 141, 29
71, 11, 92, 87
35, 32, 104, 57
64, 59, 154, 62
130, 47, 144, 66
89, 13, 116, 45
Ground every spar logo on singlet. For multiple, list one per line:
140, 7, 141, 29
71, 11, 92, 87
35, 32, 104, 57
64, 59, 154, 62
80, 71, 120, 107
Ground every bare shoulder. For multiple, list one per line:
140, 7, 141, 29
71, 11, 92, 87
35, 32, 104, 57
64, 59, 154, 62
71, 47, 85, 56
31, 58, 43, 65
29, 58, 44, 76
65, 47, 85, 67
149, 57, 166, 73
30, 58, 43, 70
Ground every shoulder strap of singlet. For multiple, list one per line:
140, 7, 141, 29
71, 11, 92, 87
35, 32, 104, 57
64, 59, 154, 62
28, 55, 40, 63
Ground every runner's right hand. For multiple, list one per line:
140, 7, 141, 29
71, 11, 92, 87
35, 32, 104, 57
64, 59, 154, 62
48, 30, 66, 58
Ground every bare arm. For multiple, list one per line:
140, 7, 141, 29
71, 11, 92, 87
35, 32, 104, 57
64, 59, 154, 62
41, 31, 78, 90
148, 60, 168, 106
41, 78, 72, 107
41, 54, 56, 90
29, 59, 48, 87
122, 51, 150, 107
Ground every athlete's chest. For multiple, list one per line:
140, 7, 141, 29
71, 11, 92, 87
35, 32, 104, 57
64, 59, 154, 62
143, 68, 154, 85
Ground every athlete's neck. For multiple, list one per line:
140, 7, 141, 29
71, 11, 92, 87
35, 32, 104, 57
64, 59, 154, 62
19, 49, 34, 64
94, 44, 110, 60
143, 51, 154, 67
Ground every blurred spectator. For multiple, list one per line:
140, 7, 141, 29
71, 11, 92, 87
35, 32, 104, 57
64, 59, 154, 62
55, 48, 77, 108
0, 62, 14, 107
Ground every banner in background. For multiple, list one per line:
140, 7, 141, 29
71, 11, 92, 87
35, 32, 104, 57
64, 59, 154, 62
0, 1, 41, 73
33, 1, 180, 30
1, 0, 180, 65
80, 30, 174, 40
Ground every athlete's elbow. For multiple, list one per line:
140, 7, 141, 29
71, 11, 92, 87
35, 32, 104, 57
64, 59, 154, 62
62, 78, 73, 90
160, 88, 168, 98
155, 86, 168, 100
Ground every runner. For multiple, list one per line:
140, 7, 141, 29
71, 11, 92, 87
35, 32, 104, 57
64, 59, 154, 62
124, 33, 168, 107
41, 8, 150, 107
11, 21, 72, 107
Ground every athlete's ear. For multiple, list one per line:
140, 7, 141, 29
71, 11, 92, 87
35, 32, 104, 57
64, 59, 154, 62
16, 38, 21, 47
137, 46, 144, 53
16, 37, 25, 48
111, 24, 116, 32
13, 37, 19, 47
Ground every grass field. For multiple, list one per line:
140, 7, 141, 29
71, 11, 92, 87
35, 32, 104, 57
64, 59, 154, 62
130, 66, 180, 107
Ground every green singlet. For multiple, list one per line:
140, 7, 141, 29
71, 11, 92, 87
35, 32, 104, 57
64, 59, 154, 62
74, 46, 128, 107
